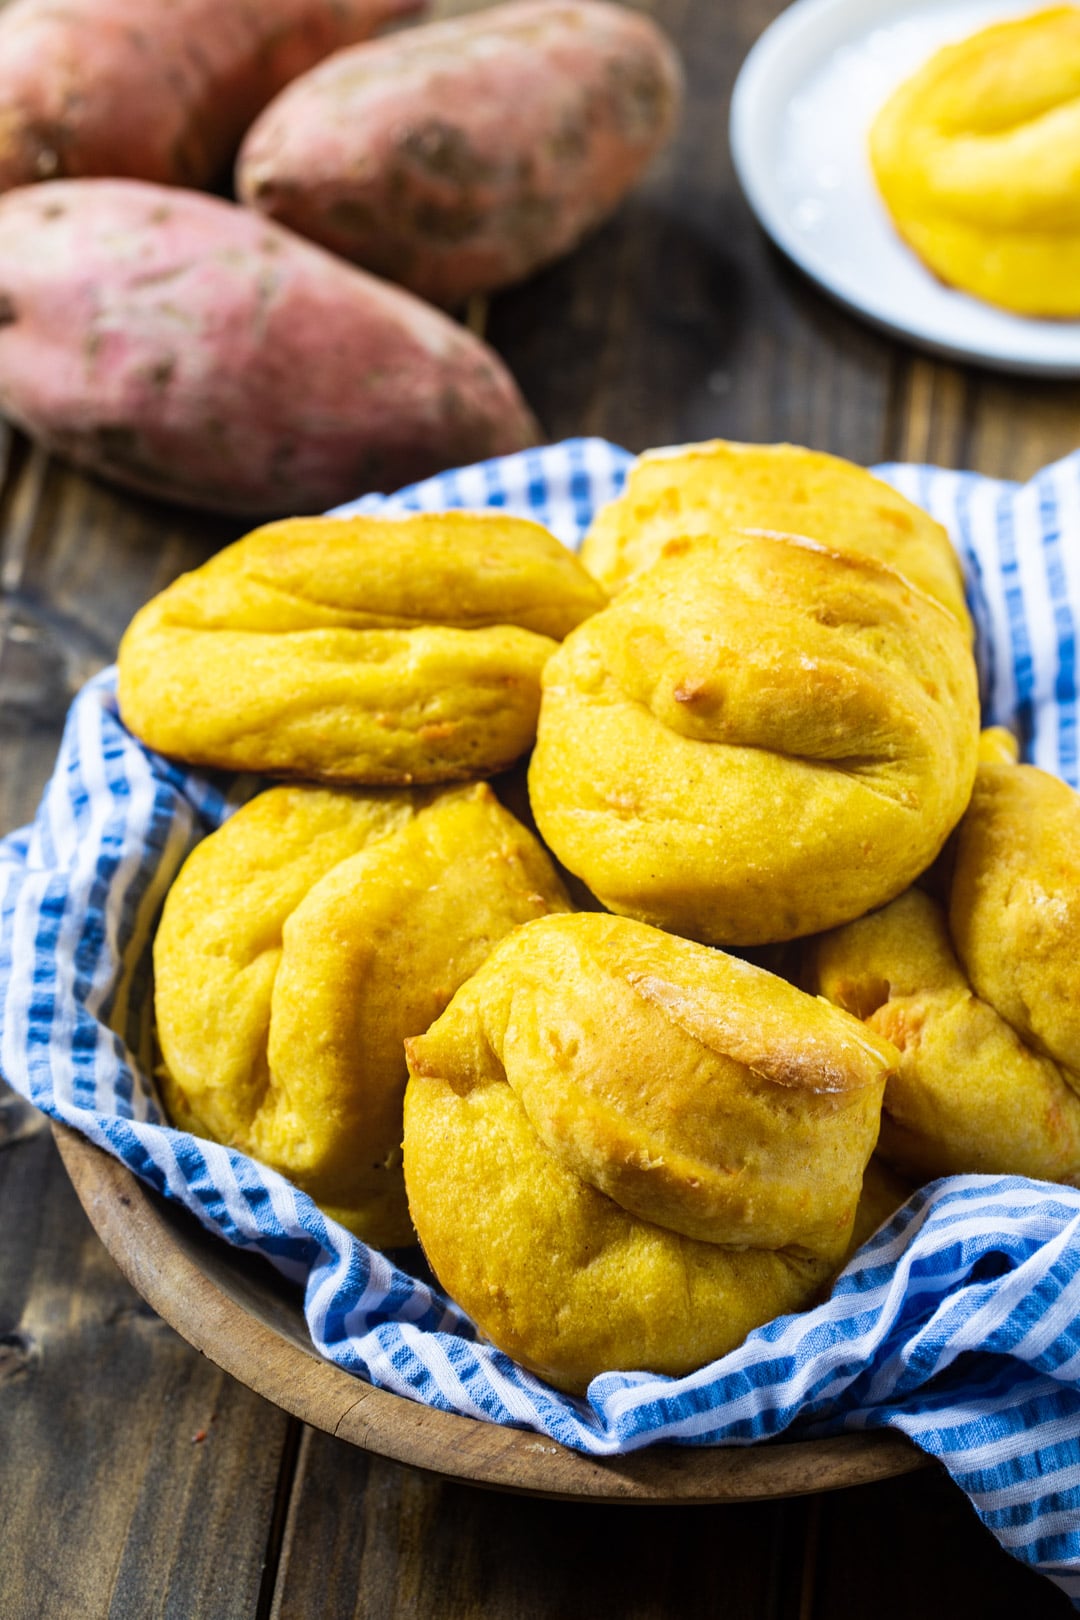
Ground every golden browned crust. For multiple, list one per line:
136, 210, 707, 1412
581, 439, 970, 629
951, 764, 1080, 1079
404, 913, 893, 1392
976, 726, 1020, 766
529, 529, 980, 946
844, 1158, 917, 1261
805, 765, 1080, 1183
119, 510, 606, 784
869, 8, 1080, 318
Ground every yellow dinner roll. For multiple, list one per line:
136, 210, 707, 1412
806, 763, 1080, 1183
977, 725, 1020, 765
404, 913, 893, 1393
870, 7, 1080, 316
155, 780, 570, 1244
952, 762, 1080, 1082
529, 529, 980, 945
845, 1158, 916, 1259
581, 439, 969, 630
119, 510, 606, 784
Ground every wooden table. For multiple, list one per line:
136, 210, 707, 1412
1, 1, 1077, 1614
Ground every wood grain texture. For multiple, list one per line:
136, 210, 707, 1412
489, 0, 906, 464
270, 1428, 811, 1620
0, 1121, 293, 1620
0, 440, 239, 834
963, 378, 1080, 483
268, 1435, 1075, 1620
891, 361, 1080, 480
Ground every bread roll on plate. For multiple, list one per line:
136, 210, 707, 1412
870, 7, 1080, 317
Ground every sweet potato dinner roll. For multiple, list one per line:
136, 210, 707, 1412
530, 530, 980, 946
581, 439, 969, 630
952, 762, 1080, 1085
870, 8, 1080, 316
403, 914, 893, 1392
806, 763, 1080, 1184
845, 1158, 916, 1260
154, 780, 570, 1245
977, 725, 1019, 766
119, 511, 606, 783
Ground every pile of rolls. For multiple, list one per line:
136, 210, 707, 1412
132, 438, 1079, 1393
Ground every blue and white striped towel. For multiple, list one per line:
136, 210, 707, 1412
2, 438, 1080, 1603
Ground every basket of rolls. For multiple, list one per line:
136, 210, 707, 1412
4, 436, 1080, 1535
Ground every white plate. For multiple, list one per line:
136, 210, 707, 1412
729, 0, 1080, 375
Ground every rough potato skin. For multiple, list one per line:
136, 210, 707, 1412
0, 180, 540, 514
0, 0, 423, 193
237, 0, 683, 306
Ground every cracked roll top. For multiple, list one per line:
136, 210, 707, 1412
154, 780, 570, 1245
118, 509, 606, 783
403, 913, 894, 1393
529, 528, 980, 946
806, 761, 1080, 1183
580, 439, 970, 632
869, 7, 1080, 316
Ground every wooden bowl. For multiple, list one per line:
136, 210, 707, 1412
54, 1122, 929, 1502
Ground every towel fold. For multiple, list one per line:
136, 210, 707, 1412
2, 438, 1079, 1605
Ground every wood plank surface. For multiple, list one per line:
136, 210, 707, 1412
266, 1431, 1075, 1620
0, 1121, 296, 1620
1, 0, 1078, 1615
490, 0, 906, 463
810, 1469, 1076, 1620
270, 1432, 805, 1620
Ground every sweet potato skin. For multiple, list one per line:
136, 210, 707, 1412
237, 0, 683, 306
0, 180, 539, 514
0, 0, 423, 193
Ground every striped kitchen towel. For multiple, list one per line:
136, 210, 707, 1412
1, 438, 1080, 1605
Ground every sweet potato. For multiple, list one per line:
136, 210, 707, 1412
236, 0, 683, 306
0, 180, 539, 514
0, 0, 423, 193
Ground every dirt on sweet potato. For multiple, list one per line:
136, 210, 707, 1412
0, 0, 424, 193
0, 179, 540, 514
237, 0, 683, 307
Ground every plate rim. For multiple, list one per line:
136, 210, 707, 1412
52, 1121, 929, 1504
729, 0, 1080, 377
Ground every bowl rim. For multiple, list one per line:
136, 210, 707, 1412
53, 1122, 929, 1503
